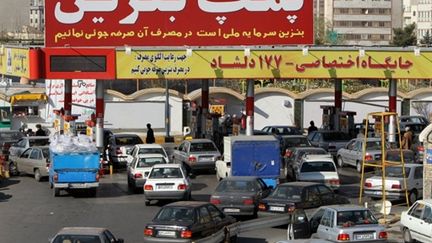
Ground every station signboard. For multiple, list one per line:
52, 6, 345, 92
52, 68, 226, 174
116, 49, 432, 79
0, 48, 30, 78
45, 0, 313, 47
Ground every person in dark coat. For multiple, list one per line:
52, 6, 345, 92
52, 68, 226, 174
308, 120, 318, 134
35, 124, 46, 136
146, 123, 155, 144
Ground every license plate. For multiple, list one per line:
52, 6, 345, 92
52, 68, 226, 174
270, 206, 285, 212
70, 184, 86, 188
355, 233, 374, 240
157, 185, 173, 189
373, 191, 382, 195
158, 231, 176, 237
200, 157, 213, 162
224, 208, 240, 213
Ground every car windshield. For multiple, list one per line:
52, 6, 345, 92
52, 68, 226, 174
149, 167, 182, 178
136, 157, 166, 167
138, 148, 165, 156
155, 207, 195, 222
300, 162, 336, 172
190, 142, 217, 152
269, 185, 303, 201
215, 180, 258, 192
115, 136, 142, 145
337, 210, 378, 226
29, 138, 49, 146
365, 141, 383, 150
375, 167, 411, 177
283, 137, 311, 147
322, 132, 351, 141
0, 132, 23, 141
52, 234, 101, 243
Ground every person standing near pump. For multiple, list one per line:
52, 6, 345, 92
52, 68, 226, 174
35, 124, 47, 136
401, 126, 413, 150
146, 123, 155, 144
308, 120, 318, 134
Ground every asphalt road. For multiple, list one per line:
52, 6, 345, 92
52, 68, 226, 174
0, 166, 403, 243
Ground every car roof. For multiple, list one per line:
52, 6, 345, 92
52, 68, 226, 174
320, 204, 369, 212
152, 163, 182, 168
302, 154, 334, 162
136, 153, 165, 158
56, 227, 107, 235
294, 147, 326, 151
134, 144, 163, 148
278, 181, 322, 187
222, 176, 259, 181
165, 201, 211, 208
416, 199, 432, 205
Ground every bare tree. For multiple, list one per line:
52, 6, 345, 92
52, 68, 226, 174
412, 102, 432, 118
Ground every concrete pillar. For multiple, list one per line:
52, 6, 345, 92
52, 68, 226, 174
201, 80, 209, 138
64, 79, 72, 115
165, 79, 171, 139
389, 79, 397, 143
246, 80, 254, 136
334, 79, 342, 131
95, 80, 104, 149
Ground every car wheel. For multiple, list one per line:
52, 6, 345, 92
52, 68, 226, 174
145, 199, 150, 206
34, 169, 42, 182
403, 227, 414, 243
337, 156, 344, 168
356, 161, 362, 173
409, 190, 418, 205
9, 162, 18, 176
53, 188, 60, 197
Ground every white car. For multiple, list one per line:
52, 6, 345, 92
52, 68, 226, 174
401, 199, 432, 243
126, 144, 169, 165
143, 164, 191, 206
364, 164, 423, 204
295, 154, 340, 191
215, 159, 231, 181
126, 154, 168, 192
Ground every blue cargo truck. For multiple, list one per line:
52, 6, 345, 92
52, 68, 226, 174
49, 151, 100, 197
224, 135, 281, 188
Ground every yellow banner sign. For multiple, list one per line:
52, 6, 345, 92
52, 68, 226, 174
0, 48, 29, 78
117, 50, 432, 79
210, 105, 224, 115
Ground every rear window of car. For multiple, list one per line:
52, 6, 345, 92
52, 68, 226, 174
42, 148, 50, 158
215, 180, 258, 192
322, 132, 351, 141
138, 148, 165, 156
52, 235, 101, 243
115, 136, 142, 145
269, 185, 303, 201
297, 149, 327, 158
300, 162, 336, 172
336, 210, 378, 226
155, 207, 195, 222
190, 142, 217, 152
283, 137, 311, 148
149, 167, 182, 178
375, 167, 412, 177
136, 157, 166, 167
386, 151, 414, 163
29, 138, 49, 146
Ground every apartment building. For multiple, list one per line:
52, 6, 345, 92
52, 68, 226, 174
404, 0, 432, 43
324, 0, 403, 46
29, 0, 44, 32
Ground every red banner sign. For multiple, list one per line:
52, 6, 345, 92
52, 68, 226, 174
45, 0, 313, 47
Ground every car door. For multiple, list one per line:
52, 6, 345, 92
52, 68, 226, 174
173, 142, 186, 164
405, 202, 428, 241
316, 209, 334, 241
257, 178, 271, 198
419, 205, 432, 243
413, 166, 423, 195
17, 148, 32, 174
310, 208, 326, 234
28, 148, 42, 174
317, 185, 338, 206
196, 206, 216, 237
343, 140, 357, 166
302, 186, 321, 209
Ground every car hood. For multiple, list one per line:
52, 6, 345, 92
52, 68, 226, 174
261, 196, 301, 204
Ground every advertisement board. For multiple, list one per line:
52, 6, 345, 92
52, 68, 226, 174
116, 50, 432, 79
45, 0, 313, 47
0, 48, 30, 78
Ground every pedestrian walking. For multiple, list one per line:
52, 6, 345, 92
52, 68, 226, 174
146, 123, 155, 144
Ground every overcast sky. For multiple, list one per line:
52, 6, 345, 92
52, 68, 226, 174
0, 0, 29, 31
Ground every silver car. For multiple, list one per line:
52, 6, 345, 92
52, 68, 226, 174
309, 205, 387, 242
9, 136, 49, 159
172, 139, 221, 174
10, 146, 50, 181
336, 138, 389, 173
50, 227, 123, 243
